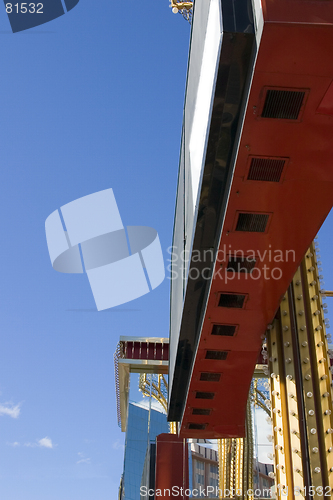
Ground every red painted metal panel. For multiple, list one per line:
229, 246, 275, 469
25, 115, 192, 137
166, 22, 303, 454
163, 343, 169, 361
262, 0, 333, 25
155, 343, 162, 360
155, 434, 189, 499
179, 3, 333, 438
140, 342, 148, 359
120, 341, 169, 361
317, 80, 333, 115
133, 342, 140, 360
126, 342, 133, 359
147, 343, 155, 360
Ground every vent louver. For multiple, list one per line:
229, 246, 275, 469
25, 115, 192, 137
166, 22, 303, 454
218, 293, 246, 308
211, 324, 237, 336
261, 89, 305, 120
236, 213, 269, 232
205, 350, 228, 360
188, 423, 207, 430
200, 372, 221, 382
248, 157, 286, 182
196, 391, 215, 399
227, 256, 256, 273
192, 408, 211, 416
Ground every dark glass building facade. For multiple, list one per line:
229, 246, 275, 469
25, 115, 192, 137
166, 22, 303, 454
121, 402, 168, 500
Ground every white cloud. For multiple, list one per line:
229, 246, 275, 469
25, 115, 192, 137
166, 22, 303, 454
112, 440, 124, 451
77, 458, 91, 464
24, 437, 55, 449
38, 437, 53, 449
7, 441, 20, 447
77, 452, 91, 464
0, 403, 21, 419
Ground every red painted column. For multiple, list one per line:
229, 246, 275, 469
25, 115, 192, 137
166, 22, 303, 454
155, 434, 189, 499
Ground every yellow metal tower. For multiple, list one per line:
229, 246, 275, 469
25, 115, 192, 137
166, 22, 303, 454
218, 398, 254, 500
267, 243, 333, 499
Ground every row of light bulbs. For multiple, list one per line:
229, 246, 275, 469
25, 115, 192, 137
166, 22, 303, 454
314, 237, 332, 343
263, 239, 332, 477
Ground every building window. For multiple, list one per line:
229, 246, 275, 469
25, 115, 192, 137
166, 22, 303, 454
196, 472, 205, 485
197, 461, 204, 471
210, 464, 218, 475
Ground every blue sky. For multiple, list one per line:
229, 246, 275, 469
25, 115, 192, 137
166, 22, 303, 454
1, 2, 333, 500
0, 2, 190, 499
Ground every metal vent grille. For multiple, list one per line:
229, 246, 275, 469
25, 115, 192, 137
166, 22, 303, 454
200, 372, 221, 382
196, 391, 215, 399
212, 324, 237, 336
236, 213, 269, 232
192, 408, 211, 416
227, 256, 256, 273
261, 89, 305, 119
218, 293, 246, 308
248, 157, 286, 182
205, 350, 228, 360
188, 423, 207, 430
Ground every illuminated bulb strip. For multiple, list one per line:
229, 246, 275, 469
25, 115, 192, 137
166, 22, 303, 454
267, 320, 288, 493
278, 292, 305, 494
292, 262, 325, 487
302, 243, 333, 486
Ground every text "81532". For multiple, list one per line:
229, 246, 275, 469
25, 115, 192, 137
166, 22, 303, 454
6, 3, 43, 13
